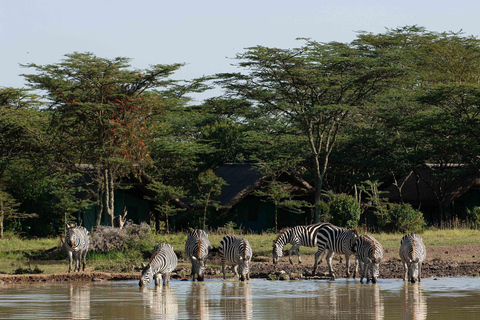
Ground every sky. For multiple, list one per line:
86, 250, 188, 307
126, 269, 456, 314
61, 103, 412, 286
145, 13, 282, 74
2, 0, 480, 102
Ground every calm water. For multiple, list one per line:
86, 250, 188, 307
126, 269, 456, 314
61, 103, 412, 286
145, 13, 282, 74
1, 277, 480, 319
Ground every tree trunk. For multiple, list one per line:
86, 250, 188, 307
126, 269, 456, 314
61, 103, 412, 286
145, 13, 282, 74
0, 213, 3, 240
104, 168, 115, 226
95, 189, 104, 226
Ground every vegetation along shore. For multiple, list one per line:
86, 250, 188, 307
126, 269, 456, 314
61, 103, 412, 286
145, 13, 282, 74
1, 228, 479, 284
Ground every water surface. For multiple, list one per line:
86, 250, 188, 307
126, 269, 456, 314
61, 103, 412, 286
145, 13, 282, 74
1, 277, 479, 319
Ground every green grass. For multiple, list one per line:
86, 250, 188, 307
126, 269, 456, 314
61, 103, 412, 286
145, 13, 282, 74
0, 228, 479, 275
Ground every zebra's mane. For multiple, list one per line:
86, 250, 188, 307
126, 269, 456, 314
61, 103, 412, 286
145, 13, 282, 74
198, 238, 202, 258
371, 239, 377, 262
149, 250, 159, 264
411, 241, 416, 261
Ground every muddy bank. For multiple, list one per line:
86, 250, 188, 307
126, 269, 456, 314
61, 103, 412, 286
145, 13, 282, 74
1, 259, 478, 284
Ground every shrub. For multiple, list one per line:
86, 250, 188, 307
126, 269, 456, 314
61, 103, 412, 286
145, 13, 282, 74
379, 203, 426, 234
466, 206, 480, 229
316, 201, 331, 223
329, 194, 361, 229
90, 221, 153, 253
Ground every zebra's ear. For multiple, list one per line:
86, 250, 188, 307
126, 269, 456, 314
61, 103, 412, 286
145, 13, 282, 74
141, 263, 146, 269
245, 255, 251, 261
191, 256, 197, 261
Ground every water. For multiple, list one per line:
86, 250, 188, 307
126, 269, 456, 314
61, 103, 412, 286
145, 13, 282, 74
1, 278, 480, 319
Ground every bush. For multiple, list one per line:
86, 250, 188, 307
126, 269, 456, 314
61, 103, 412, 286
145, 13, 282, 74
466, 207, 480, 229
329, 194, 361, 229
90, 221, 153, 253
316, 201, 331, 223
378, 203, 426, 234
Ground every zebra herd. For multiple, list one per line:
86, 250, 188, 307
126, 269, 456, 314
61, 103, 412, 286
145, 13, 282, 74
64, 222, 426, 286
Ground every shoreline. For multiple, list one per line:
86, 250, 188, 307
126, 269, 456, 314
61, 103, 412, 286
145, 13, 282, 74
1, 259, 478, 284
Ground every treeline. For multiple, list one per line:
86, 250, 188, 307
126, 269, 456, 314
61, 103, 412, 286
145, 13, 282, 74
1, 26, 480, 237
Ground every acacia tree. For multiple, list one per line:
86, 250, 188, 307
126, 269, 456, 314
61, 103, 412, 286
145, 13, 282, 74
22, 53, 189, 226
217, 39, 403, 220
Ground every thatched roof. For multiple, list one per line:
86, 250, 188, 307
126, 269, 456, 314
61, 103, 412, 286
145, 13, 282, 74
214, 163, 314, 209
384, 165, 480, 207
215, 163, 265, 207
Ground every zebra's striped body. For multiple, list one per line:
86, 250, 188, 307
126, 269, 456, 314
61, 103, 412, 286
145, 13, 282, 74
185, 229, 212, 281
354, 234, 384, 284
313, 224, 359, 278
65, 223, 90, 273
399, 234, 426, 283
219, 235, 252, 281
272, 223, 331, 265
139, 243, 178, 287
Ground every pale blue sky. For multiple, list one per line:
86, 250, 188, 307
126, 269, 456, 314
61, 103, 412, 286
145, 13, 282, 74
1, 0, 480, 102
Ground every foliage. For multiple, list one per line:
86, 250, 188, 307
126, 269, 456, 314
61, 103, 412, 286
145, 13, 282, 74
146, 181, 186, 232
192, 169, 227, 229
376, 203, 426, 234
466, 207, 480, 229
316, 201, 331, 222
329, 193, 361, 229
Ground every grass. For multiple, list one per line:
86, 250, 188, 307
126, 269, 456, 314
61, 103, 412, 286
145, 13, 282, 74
0, 228, 479, 275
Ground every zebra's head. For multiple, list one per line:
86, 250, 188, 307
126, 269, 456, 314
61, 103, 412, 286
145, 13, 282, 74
139, 263, 153, 287
191, 256, 206, 281
371, 261, 380, 284
238, 255, 251, 281
272, 241, 283, 264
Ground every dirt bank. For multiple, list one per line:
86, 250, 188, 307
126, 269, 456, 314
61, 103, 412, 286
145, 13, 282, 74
1, 244, 478, 283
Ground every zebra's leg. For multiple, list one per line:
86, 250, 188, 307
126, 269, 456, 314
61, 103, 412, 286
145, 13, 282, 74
297, 246, 302, 264
234, 265, 239, 279
345, 254, 351, 278
289, 244, 298, 264
403, 261, 408, 281
418, 262, 422, 282
154, 273, 162, 286
164, 273, 170, 285
222, 259, 227, 280
325, 250, 335, 279
312, 247, 326, 275
353, 256, 358, 279
67, 251, 73, 273
360, 261, 366, 283
81, 250, 87, 271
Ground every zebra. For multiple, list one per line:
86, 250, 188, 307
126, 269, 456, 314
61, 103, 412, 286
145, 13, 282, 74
185, 229, 212, 281
272, 222, 332, 265
399, 233, 427, 283
219, 235, 253, 281
139, 243, 178, 287
353, 234, 384, 284
312, 224, 359, 279
65, 223, 90, 273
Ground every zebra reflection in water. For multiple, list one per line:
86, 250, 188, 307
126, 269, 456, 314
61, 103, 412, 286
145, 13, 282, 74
142, 285, 178, 320
186, 282, 210, 320
221, 282, 253, 320
69, 283, 91, 320
402, 283, 427, 320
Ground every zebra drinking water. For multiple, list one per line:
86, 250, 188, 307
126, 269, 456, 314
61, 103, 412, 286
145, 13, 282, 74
219, 235, 252, 281
139, 243, 178, 287
272, 222, 332, 265
312, 224, 359, 279
65, 223, 90, 273
353, 234, 384, 284
185, 229, 212, 281
399, 233, 426, 283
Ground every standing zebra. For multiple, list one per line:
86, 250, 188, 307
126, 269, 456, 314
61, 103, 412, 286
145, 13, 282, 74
272, 222, 332, 265
139, 243, 178, 287
219, 235, 252, 281
185, 229, 212, 281
353, 234, 384, 284
399, 233, 426, 283
65, 223, 90, 273
313, 224, 359, 279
